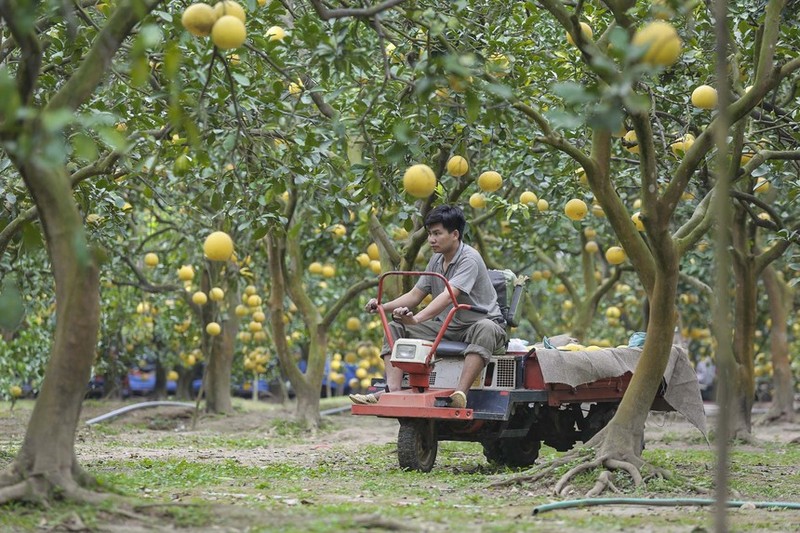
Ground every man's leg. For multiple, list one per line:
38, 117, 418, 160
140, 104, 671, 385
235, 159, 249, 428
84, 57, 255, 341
456, 353, 486, 395
449, 319, 507, 408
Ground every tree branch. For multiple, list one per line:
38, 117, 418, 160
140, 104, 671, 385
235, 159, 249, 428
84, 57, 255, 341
307, 0, 407, 21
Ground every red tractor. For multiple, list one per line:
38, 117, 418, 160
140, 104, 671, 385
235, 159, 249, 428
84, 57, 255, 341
351, 271, 673, 472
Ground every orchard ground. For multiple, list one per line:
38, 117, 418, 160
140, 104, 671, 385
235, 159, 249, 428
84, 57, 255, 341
1, 398, 799, 532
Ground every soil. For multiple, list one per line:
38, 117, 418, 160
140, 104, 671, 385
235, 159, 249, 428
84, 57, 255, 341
2, 400, 799, 532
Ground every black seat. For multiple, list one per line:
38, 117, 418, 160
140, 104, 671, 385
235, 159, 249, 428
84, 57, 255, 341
433, 270, 526, 357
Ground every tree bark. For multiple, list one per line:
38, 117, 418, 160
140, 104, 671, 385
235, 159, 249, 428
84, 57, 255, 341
599, 258, 678, 459
730, 207, 757, 439
760, 265, 795, 423
203, 278, 239, 414
1, 159, 103, 502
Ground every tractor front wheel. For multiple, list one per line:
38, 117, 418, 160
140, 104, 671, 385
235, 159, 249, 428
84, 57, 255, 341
397, 419, 438, 472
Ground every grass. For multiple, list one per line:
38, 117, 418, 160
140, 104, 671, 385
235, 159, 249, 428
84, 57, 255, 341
2, 399, 800, 532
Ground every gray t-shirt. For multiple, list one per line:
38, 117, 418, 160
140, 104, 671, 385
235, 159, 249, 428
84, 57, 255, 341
414, 242, 503, 328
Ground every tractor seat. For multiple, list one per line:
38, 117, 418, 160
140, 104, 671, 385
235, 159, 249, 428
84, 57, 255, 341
435, 340, 470, 357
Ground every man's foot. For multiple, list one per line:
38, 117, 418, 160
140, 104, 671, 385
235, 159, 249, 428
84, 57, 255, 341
449, 390, 467, 409
349, 393, 378, 405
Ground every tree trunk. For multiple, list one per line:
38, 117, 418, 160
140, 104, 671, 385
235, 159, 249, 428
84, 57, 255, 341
760, 265, 795, 423
204, 286, 239, 414
598, 263, 678, 459
0, 161, 104, 504
730, 211, 757, 439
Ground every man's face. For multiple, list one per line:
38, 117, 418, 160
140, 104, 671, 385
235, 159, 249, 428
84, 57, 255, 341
426, 223, 459, 254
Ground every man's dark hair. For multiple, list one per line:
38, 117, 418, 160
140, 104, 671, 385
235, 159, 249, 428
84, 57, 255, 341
424, 205, 466, 240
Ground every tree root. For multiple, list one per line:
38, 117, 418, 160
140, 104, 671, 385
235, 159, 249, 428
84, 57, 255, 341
0, 466, 111, 506
489, 426, 684, 498
732, 430, 761, 446
756, 409, 796, 426
487, 446, 594, 488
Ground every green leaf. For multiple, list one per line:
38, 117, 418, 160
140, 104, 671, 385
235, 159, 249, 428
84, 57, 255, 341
72, 133, 98, 161
551, 82, 594, 105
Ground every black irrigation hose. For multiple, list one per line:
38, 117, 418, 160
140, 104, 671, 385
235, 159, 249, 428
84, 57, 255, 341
532, 497, 800, 515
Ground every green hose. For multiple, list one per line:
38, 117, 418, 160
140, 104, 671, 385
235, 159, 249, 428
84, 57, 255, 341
532, 497, 800, 515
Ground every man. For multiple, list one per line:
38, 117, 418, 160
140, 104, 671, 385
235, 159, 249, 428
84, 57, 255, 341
350, 204, 507, 408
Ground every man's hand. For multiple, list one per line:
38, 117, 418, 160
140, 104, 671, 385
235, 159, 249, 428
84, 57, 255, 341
392, 307, 417, 325
365, 298, 379, 313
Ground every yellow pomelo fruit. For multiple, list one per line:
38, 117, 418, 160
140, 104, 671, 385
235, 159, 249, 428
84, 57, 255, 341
213, 1, 245, 22
564, 199, 588, 221
209, 287, 225, 301
369, 260, 382, 275
182, 3, 217, 37
623, 130, 639, 154
167, 370, 179, 381
606, 306, 621, 319
605, 246, 627, 265
477, 171, 502, 192
754, 178, 770, 193
248, 321, 263, 332
211, 15, 247, 50
631, 212, 645, 231
266, 25, 286, 42
247, 294, 262, 307
584, 240, 599, 253
206, 322, 222, 336
670, 133, 695, 157
252, 311, 266, 322
447, 155, 469, 177
633, 198, 642, 210
584, 227, 597, 239
331, 224, 346, 238
691, 85, 718, 109
144, 252, 159, 267
592, 204, 605, 217
566, 21, 593, 46
192, 291, 208, 305
178, 265, 195, 281
520, 190, 538, 205
346, 317, 361, 331
403, 164, 437, 198
10, 385, 23, 398
367, 243, 380, 261
322, 265, 336, 278
356, 253, 371, 268
288, 80, 303, 96
204, 231, 234, 261
235, 304, 249, 317
469, 192, 486, 209
537, 198, 549, 212
632, 21, 682, 67
308, 262, 323, 274
244, 284, 257, 295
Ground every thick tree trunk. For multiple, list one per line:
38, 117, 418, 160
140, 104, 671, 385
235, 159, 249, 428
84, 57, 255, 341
204, 285, 239, 414
760, 265, 795, 423
731, 212, 757, 439
598, 263, 678, 459
0, 161, 104, 504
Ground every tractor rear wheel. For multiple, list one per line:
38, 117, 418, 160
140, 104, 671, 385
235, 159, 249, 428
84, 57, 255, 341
482, 437, 541, 468
397, 419, 438, 472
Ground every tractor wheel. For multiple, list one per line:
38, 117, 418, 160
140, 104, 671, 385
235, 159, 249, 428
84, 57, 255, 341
397, 419, 438, 472
482, 437, 541, 468
581, 403, 617, 442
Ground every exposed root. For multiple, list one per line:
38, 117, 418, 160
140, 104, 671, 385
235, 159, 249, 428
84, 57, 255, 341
555, 455, 609, 495
586, 470, 620, 497
488, 446, 593, 488
756, 408, 796, 426
604, 458, 643, 487
0, 481, 32, 505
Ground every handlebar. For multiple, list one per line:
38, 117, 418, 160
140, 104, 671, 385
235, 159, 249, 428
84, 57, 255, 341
375, 271, 481, 354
